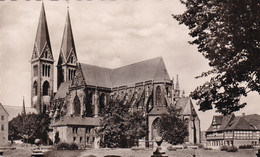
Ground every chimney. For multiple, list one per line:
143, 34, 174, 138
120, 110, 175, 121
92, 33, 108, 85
242, 113, 245, 117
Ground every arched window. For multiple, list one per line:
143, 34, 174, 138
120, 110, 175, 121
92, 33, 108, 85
42, 64, 45, 76
99, 93, 105, 115
74, 95, 81, 115
45, 51, 47, 58
156, 86, 161, 106
43, 81, 49, 95
45, 65, 48, 76
86, 92, 93, 116
33, 81, 37, 96
48, 65, 50, 77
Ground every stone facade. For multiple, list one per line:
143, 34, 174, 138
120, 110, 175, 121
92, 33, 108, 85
31, 3, 201, 148
0, 103, 9, 146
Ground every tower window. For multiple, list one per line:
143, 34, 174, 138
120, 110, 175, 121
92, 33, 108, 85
33, 81, 37, 96
45, 51, 47, 58
33, 65, 38, 77
43, 81, 49, 96
42, 64, 45, 76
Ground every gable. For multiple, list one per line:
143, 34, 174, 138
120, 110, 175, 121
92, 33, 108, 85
66, 50, 77, 64
40, 44, 53, 60
31, 44, 39, 60
71, 65, 85, 87
0, 103, 9, 116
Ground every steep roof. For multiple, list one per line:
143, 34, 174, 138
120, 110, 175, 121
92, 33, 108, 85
3, 105, 37, 121
206, 113, 260, 132
80, 64, 113, 88
51, 116, 101, 127
175, 97, 197, 116
0, 103, 9, 116
60, 9, 76, 61
111, 57, 170, 87
80, 57, 170, 88
34, 3, 52, 58
54, 81, 70, 99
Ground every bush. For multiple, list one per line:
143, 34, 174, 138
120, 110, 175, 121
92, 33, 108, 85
69, 143, 79, 150
56, 142, 78, 150
226, 146, 238, 152
220, 145, 228, 151
239, 145, 253, 149
167, 146, 177, 151
220, 145, 238, 152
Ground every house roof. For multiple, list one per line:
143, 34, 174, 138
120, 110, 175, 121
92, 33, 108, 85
0, 103, 9, 116
3, 105, 37, 121
207, 113, 260, 132
54, 81, 71, 99
51, 116, 101, 127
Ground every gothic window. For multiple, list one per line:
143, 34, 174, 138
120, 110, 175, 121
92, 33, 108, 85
70, 57, 73, 63
156, 86, 161, 106
166, 87, 169, 96
33, 65, 38, 77
45, 65, 48, 76
74, 95, 81, 115
42, 64, 45, 76
86, 92, 93, 116
33, 81, 37, 96
99, 93, 105, 115
47, 65, 50, 77
43, 81, 49, 95
45, 51, 47, 58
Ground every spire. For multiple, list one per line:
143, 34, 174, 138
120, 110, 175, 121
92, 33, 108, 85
60, 8, 76, 62
33, 2, 52, 58
176, 74, 180, 90
22, 96, 26, 116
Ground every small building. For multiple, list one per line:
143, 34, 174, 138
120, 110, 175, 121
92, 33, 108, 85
0, 103, 9, 146
206, 113, 260, 148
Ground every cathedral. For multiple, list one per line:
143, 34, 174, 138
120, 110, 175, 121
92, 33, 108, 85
30, 3, 200, 148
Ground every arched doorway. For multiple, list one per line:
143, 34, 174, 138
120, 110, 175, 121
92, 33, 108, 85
152, 117, 161, 140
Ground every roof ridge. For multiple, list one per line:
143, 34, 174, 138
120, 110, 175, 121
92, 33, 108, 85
113, 57, 162, 70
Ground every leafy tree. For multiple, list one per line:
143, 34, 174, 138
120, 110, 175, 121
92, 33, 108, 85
9, 113, 50, 144
157, 107, 188, 145
174, 0, 260, 115
98, 100, 146, 148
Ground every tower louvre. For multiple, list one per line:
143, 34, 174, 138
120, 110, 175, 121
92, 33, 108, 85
31, 2, 54, 113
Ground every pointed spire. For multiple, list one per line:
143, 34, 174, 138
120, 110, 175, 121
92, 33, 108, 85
22, 96, 26, 116
34, 2, 52, 57
176, 74, 180, 90
60, 8, 76, 61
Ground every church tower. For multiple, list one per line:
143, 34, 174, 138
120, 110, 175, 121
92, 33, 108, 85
57, 8, 78, 89
31, 3, 54, 113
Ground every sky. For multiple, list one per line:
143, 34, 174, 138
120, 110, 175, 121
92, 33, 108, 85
0, 0, 259, 131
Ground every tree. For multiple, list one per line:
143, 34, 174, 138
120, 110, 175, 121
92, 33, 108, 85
9, 113, 50, 144
98, 99, 146, 148
173, 0, 260, 115
157, 107, 188, 145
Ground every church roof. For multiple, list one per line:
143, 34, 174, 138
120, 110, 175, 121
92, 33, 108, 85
80, 57, 170, 88
111, 57, 170, 87
34, 3, 52, 57
175, 97, 197, 116
60, 9, 76, 61
3, 105, 37, 121
51, 116, 101, 127
80, 64, 113, 88
54, 81, 71, 99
